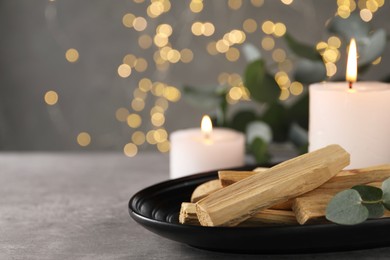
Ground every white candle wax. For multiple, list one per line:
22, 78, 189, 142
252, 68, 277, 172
169, 128, 245, 179
309, 81, 390, 169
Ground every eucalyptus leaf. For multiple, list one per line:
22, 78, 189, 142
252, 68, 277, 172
352, 185, 383, 202
381, 178, 390, 210
284, 33, 322, 61
364, 203, 385, 219
261, 103, 290, 142
182, 85, 223, 110
242, 43, 262, 62
327, 13, 370, 39
289, 93, 308, 130
249, 137, 270, 164
244, 59, 279, 103
294, 59, 326, 84
288, 123, 308, 148
326, 189, 368, 225
246, 121, 273, 144
230, 110, 257, 133
358, 29, 387, 66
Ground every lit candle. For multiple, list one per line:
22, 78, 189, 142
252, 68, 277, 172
169, 115, 245, 179
309, 39, 390, 169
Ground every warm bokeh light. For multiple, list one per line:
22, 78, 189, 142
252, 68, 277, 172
281, 0, 294, 5
290, 81, 303, 95
115, 107, 129, 122
122, 13, 135, 28
228, 0, 242, 10
261, 37, 275, 51
190, 0, 203, 13
44, 90, 58, 105
117, 64, 132, 78
133, 17, 147, 31
65, 48, 79, 63
132, 131, 146, 145
124, 143, 138, 157
127, 113, 142, 128
77, 132, 91, 147
243, 19, 257, 33
138, 34, 152, 49
360, 8, 373, 21
262, 21, 274, 35
250, 0, 264, 7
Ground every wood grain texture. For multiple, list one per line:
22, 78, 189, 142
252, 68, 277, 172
179, 202, 297, 226
190, 179, 222, 203
196, 145, 350, 226
219, 164, 390, 210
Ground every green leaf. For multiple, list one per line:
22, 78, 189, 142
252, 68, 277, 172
352, 185, 383, 202
289, 92, 308, 130
288, 123, 308, 148
284, 33, 322, 61
261, 103, 290, 142
230, 110, 257, 133
326, 189, 368, 225
358, 29, 387, 66
327, 13, 370, 40
364, 203, 385, 219
294, 59, 326, 84
246, 121, 273, 144
182, 85, 223, 110
249, 137, 270, 164
382, 178, 390, 210
244, 59, 279, 103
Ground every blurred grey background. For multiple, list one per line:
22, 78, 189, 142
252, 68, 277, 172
0, 0, 389, 152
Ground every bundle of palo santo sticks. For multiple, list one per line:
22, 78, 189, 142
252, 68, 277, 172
179, 144, 390, 227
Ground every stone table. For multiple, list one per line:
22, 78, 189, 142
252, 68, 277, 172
1, 152, 390, 259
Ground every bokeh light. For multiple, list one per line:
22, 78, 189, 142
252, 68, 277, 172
65, 48, 79, 63
77, 132, 91, 147
44, 90, 59, 105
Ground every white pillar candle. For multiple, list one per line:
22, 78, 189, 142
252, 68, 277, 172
169, 116, 245, 179
309, 81, 390, 169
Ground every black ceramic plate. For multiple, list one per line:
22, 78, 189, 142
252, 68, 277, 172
129, 166, 390, 254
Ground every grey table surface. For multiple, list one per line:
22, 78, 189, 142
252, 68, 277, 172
1, 152, 390, 260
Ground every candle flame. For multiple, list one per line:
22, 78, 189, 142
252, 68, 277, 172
201, 115, 213, 138
346, 38, 357, 86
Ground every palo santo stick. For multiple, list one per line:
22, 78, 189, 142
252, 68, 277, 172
179, 202, 297, 226
292, 182, 390, 225
219, 164, 390, 210
191, 179, 222, 203
218, 168, 268, 187
218, 171, 257, 187
179, 202, 200, 225
195, 145, 350, 227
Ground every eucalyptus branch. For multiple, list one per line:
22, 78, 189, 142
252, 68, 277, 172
326, 177, 390, 225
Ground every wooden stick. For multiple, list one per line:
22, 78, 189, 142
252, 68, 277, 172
218, 171, 257, 187
190, 179, 222, 203
292, 182, 390, 225
219, 164, 390, 210
179, 202, 200, 225
195, 145, 350, 226
179, 202, 298, 226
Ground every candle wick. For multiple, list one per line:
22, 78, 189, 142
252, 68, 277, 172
348, 81, 353, 89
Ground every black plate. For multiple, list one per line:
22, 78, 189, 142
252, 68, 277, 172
129, 166, 390, 254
